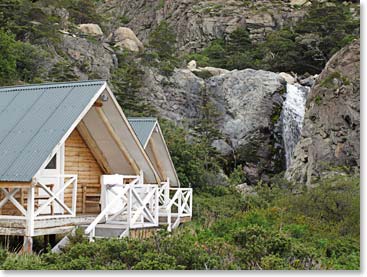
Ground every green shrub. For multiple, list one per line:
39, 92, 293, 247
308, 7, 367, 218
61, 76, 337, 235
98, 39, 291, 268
228, 165, 247, 185
0, 175, 359, 270
0, 30, 48, 85
192, 1, 359, 74
1, 254, 45, 270
132, 253, 182, 270
0, 30, 18, 85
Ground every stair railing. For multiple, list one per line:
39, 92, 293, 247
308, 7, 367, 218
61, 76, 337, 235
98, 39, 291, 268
162, 187, 193, 232
84, 177, 139, 241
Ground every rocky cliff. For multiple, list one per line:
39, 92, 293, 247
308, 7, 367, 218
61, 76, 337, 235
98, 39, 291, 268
0, 0, 359, 186
140, 66, 290, 183
285, 40, 360, 185
99, 0, 309, 52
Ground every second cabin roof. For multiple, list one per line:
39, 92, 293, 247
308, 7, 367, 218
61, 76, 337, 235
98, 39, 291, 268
128, 118, 157, 148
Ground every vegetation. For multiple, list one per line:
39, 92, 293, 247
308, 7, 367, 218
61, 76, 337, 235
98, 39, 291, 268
0, 30, 48, 85
188, 1, 359, 74
159, 89, 226, 189
0, 174, 359, 270
0, 0, 360, 270
110, 52, 156, 117
160, 119, 217, 189
144, 20, 180, 76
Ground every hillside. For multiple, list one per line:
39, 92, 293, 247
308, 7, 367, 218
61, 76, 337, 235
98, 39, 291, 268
0, 0, 361, 270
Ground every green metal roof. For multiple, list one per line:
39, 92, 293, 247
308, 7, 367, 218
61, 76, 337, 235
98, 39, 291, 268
128, 118, 157, 148
0, 80, 106, 182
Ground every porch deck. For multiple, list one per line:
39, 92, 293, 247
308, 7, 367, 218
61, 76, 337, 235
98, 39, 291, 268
0, 214, 96, 236
0, 174, 192, 249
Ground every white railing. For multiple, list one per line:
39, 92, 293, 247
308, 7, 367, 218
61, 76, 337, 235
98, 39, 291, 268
34, 175, 78, 219
0, 175, 77, 237
129, 184, 159, 229
84, 176, 159, 241
158, 180, 170, 208
159, 185, 193, 232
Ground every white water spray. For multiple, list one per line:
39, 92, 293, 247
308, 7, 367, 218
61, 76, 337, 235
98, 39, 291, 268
282, 83, 309, 168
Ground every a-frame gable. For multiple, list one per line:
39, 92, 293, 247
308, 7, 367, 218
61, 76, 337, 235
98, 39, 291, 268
0, 80, 107, 182
128, 118, 180, 187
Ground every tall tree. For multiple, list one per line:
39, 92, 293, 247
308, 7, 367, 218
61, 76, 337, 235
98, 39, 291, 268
193, 88, 223, 171
148, 20, 177, 61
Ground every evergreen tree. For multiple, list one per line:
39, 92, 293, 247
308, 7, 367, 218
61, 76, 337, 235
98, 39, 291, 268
194, 88, 223, 171
0, 30, 17, 85
148, 21, 177, 61
111, 53, 156, 117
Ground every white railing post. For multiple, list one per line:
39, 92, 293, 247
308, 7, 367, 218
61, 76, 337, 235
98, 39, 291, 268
155, 186, 159, 226
139, 170, 144, 184
72, 176, 77, 216
189, 189, 193, 217
165, 179, 170, 207
26, 181, 35, 237
127, 184, 131, 235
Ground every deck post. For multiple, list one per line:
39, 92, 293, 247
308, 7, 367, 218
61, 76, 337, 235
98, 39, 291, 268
139, 170, 144, 184
26, 182, 35, 237
23, 180, 35, 253
22, 236, 33, 254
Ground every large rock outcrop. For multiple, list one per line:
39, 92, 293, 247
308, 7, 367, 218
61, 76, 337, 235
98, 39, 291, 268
107, 27, 144, 52
58, 34, 115, 79
140, 67, 287, 183
77, 24, 104, 37
285, 40, 360, 184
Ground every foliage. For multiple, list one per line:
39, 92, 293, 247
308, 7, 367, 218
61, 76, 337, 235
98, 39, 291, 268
160, 103, 226, 188
191, 1, 359, 74
146, 20, 180, 76
228, 165, 247, 185
148, 21, 177, 61
47, 60, 78, 82
159, 119, 208, 188
110, 52, 156, 117
0, 174, 359, 270
62, 0, 103, 25
0, 30, 18, 85
193, 88, 223, 172
0, 30, 48, 86
0, 0, 61, 44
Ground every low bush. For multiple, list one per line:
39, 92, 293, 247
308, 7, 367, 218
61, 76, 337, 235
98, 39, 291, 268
0, 174, 359, 270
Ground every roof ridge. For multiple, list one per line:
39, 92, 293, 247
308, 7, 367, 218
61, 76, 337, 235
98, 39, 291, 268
128, 117, 157, 121
0, 80, 106, 92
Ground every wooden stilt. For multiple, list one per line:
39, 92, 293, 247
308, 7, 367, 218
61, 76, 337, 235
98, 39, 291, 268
22, 236, 33, 254
44, 234, 56, 249
49, 234, 56, 247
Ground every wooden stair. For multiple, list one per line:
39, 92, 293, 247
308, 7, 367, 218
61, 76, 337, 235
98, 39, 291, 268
80, 223, 128, 238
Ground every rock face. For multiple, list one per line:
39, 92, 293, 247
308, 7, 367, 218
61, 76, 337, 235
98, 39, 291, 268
77, 24, 104, 36
108, 27, 144, 52
58, 35, 115, 79
285, 40, 360, 184
141, 67, 287, 183
99, 0, 308, 52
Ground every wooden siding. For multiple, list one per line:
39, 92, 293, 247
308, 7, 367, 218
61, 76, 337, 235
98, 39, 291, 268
0, 188, 28, 216
65, 128, 104, 214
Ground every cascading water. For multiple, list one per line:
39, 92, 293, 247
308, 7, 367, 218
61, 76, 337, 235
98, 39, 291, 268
281, 83, 309, 168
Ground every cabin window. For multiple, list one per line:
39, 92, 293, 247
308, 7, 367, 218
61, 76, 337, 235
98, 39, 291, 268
45, 154, 57, 169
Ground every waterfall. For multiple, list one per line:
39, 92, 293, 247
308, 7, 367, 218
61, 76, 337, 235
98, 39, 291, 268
282, 83, 309, 168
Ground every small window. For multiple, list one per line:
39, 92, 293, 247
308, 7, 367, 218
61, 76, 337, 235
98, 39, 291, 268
45, 154, 57, 169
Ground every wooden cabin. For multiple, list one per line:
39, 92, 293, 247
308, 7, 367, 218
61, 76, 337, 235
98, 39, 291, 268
0, 80, 192, 252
